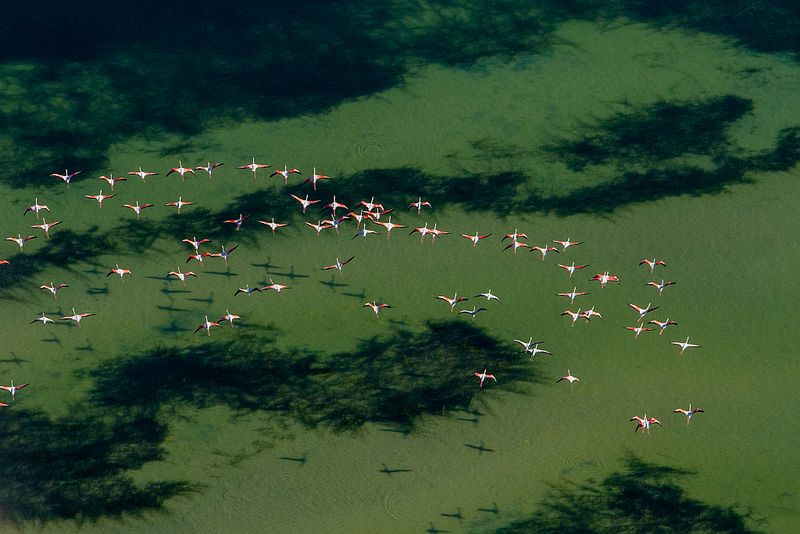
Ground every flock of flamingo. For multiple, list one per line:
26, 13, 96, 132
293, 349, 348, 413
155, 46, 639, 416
2, 160, 703, 430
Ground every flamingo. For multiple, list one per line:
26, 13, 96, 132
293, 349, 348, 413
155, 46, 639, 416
306, 220, 332, 237
223, 213, 250, 231
410, 222, 432, 241
349, 210, 369, 229
322, 256, 355, 272
194, 315, 221, 336
290, 193, 321, 214
474, 290, 500, 302
128, 166, 158, 182
502, 229, 528, 242
373, 216, 406, 239
123, 201, 155, 220
557, 262, 589, 278
24, 198, 50, 219
271, 164, 301, 184
261, 278, 289, 292
323, 195, 349, 216
364, 301, 391, 317
322, 214, 350, 234
640, 258, 667, 273
99, 173, 126, 190
429, 223, 449, 243
258, 218, 288, 234
560, 308, 586, 327
674, 404, 704, 425
503, 240, 529, 253
107, 263, 132, 282
553, 238, 582, 251
526, 343, 552, 361
648, 318, 678, 335
209, 244, 239, 266
459, 306, 487, 319
302, 167, 330, 190
530, 245, 559, 260
168, 268, 197, 285
29, 218, 61, 239
238, 157, 271, 178
182, 236, 211, 252
85, 190, 115, 208
187, 252, 212, 265
0, 380, 29, 400
472, 369, 497, 388
196, 162, 223, 177
630, 414, 661, 433
514, 337, 543, 353
359, 196, 385, 212
580, 306, 602, 320
629, 302, 659, 321
61, 307, 95, 327
436, 292, 468, 312
557, 287, 589, 303
6, 234, 37, 252
589, 271, 621, 288
0, 260, 8, 266
166, 160, 195, 182
30, 313, 56, 325
40, 282, 68, 299
461, 232, 492, 247
671, 337, 701, 355
408, 197, 432, 215
626, 323, 653, 339
556, 370, 580, 384
647, 279, 676, 296
219, 309, 241, 327
234, 284, 262, 296
50, 169, 81, 188
366, 207, 391, 222
352, 225, 378, 240
165, 196, 195, 214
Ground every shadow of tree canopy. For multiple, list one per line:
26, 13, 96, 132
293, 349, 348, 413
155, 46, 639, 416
538, 1, 800, 60
0, 0, 558, 188
550, 95, 754, 171
0, 406, 194, 525
492, 454, 762, 533
324, 95, 799, 217
87, 320, 534, 431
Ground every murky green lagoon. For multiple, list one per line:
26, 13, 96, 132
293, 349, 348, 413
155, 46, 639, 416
1, 3, 798, 533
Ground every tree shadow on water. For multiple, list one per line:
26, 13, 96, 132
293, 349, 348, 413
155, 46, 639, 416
0, 1, 559, 188
491, 454, 762, 533
328, 95, 800, 217
0, 406, 195, 525
86, 320, 534, 432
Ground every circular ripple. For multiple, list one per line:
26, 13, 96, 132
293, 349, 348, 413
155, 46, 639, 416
563, 453, 606, 475
383, 492, 403, 521
352, 139, 385, 160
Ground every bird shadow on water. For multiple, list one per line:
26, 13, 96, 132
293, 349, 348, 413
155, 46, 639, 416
490, 453, 764, 533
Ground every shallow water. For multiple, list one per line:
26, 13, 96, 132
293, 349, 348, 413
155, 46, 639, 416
1, 5, 799, 534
